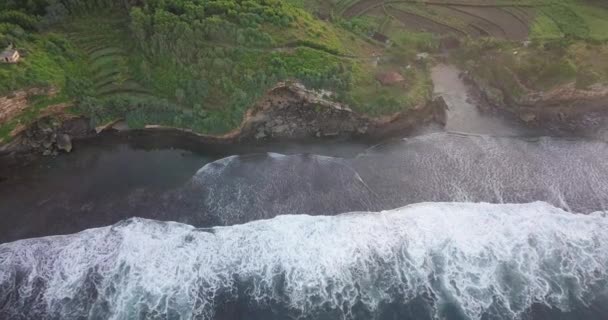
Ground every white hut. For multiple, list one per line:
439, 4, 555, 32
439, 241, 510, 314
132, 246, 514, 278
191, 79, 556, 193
1, 47, 20, 64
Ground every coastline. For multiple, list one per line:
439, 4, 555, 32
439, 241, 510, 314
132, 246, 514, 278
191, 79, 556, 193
462, 72, 608, 135
0, 82, 447, 165
3, 66, 608, 167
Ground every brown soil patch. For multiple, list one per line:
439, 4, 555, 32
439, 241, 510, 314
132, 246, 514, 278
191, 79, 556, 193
343, 0, 384, 18
431, 5, 506, 38
0, 87, 57, 124
344, 0, 536, 40
449, 6, 531, 40
387, 7, 465, 36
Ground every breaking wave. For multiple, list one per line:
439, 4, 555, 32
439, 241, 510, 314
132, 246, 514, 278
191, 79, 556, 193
1, 202, 607, 320
5, 133, 608, 243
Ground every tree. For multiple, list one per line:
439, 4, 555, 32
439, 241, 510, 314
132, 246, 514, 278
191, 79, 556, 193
41, 1, 68, 27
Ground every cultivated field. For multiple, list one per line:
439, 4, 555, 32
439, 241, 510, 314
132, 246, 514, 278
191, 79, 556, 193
338, 0, 608, 41
60, 16, 153, 99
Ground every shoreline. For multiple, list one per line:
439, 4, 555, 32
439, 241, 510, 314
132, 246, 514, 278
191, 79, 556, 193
3, 66, 608, 167
461, 72, 608, 136
0, 82, 447, 165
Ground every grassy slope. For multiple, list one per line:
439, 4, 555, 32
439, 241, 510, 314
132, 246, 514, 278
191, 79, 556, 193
0, 0, 438, 138
0, 9, 152, 141
437, 0, 608, 98
5, 0, 607, 139
0, 33, 86, 95
0, 17, 90, 141
57, 13, 153, 99
81, 2, 433, 133
532, 0, 608, 40
321, 0, 608, 102
120, 1, 435, 131
290, 1, 437, 114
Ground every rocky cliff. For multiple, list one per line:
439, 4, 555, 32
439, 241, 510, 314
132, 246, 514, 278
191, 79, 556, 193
0, 87, 58, 124
0, 82, 446, 161
464, 74, 608, 131
237, 82, 447, 141
141, 82, 446, 143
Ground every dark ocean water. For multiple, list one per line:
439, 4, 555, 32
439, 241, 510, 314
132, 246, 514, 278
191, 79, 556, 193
2, 132, 608, 243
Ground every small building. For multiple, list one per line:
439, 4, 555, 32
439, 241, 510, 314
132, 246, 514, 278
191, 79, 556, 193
1, 48, 20, 64
416, 52, 430, 61
376, 71, 405, 86
371, 32, 390, 46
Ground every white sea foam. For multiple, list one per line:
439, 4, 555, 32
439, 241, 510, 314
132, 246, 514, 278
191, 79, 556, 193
1, 202, 607, 320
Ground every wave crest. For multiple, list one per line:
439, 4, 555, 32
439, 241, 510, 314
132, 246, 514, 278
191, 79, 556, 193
1, 202, 607, 320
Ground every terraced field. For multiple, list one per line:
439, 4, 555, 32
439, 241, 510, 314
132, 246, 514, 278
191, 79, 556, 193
340, 0, 601, 41
449, 6, 530, 39
386, 6, 467, 36
342, 0, 383, 17
60, 16, 153, 99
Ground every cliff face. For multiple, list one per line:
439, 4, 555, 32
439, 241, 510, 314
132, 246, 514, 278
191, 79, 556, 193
238, 82, 447, 141
518, 83, 608, 110
0, 87, 93, 158
464, 74, 608, 128
0, 82, 446, 160
0, 87, 58, 124
142, 82, 446, 143
0, 116, 93, 158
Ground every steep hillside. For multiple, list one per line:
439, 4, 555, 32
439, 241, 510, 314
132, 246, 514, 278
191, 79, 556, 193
1, 0, 608, 143
0, 0, 436, 140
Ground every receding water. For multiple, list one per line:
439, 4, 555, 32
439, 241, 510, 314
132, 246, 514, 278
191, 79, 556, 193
0, 134, 368, 242
2, 132, 608, 244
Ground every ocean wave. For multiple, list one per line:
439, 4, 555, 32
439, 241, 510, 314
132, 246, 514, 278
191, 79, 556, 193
1, 202, 607, 319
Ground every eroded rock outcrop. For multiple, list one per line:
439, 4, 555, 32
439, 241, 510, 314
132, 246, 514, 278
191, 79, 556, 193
463, 73, 608, 131
238, 82, 446, 141
0, 116, 93, 157
0, 87, 58, 124
0, 87, 93, 158
1, 82, 446, 160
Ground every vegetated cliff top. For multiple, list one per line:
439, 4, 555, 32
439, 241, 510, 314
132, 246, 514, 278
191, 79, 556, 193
1, 0, 607, 140
0, 0, 436, 137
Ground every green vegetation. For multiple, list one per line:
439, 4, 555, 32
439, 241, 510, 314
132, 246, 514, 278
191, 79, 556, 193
412, 0, 608, 100
532, 1, 608, 40
2, 0, 608, 140
0, 93, 71, 142
1, 0, 437, 138
0, 13, 87, 95
530, 14, 562, 40
0, 1, 90, 141
453, 38, 608, 102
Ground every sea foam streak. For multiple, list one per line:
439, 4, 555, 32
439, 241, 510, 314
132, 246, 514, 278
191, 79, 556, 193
188, 153, 378, 225
1, 202, 607, 320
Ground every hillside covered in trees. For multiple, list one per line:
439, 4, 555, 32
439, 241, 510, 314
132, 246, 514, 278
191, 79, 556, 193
1, 0, 608, 140
0, 0, 435, 139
